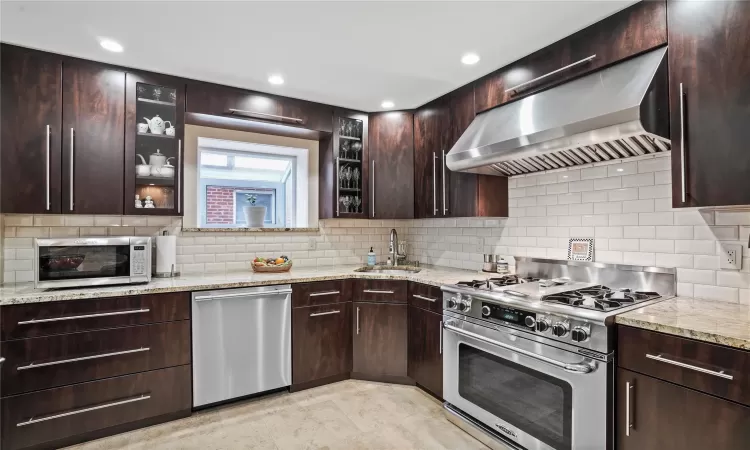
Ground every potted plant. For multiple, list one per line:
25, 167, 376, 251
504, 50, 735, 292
243, 194, 266, 228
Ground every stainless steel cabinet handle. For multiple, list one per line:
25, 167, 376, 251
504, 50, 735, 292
625, 381, 633, 436
226, 108, 303, 124
309, 310, 340, 317
69, 128, 74, 211
16, 394, 150, 427
679, 83, 687, 203
46, 125, 51, 210
442, 149, 447, 215
363, 289, 394, 294
645, 353, 733, 380
433, 152, 438, 215
18, 308, 150, 325
194, 289, 292, 301
371, 159, 375, 217
505, 54, 596, 93
443, 322, 596, 374
17, 347, 150, 371
413, 294, 437, 303
177, 139, 182, 213
309, 291, 340, 297
335, 157, 340, 216
439, 321, 443, 354
356, 306, 360, 335
0, 357, 5, 365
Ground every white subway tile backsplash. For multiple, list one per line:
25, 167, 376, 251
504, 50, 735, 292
715, 211, 750, 226
609, 214, 639, 226
546, 183, 569, 195
525, 185, 547, 196
638, 156, 670, 173
622, 199, 654, 213
638, 212, 673, 226
568, 203, 593, 215
623, 252, 655, 266
675, 240, 717, 255
677, 268, 715, 285
607, 161, 638, 177
595, 227, 624, 239
609, 239, 640, 251
558, 216, 582, 227
693, 226, 738, 241
570, 227, 595, 237
558, 169, 581, 183
656, 253, 693, 269
582, 191, 608, 203
596, 250, 623, 264
622, 173, 654, 188
654, 170, 671, 185
693, 284, 739, 303
558, 193, 582, 205
581, 215, 609, 226
674, 210, 715, 226
594, 202, 622, 215
537, 195, 559, 206
676, 282, 694, 297
624, 226, 656, 239
655, 226, 694, 240
608, 188, 639, 202
640, 239, 674, 253
594, 177, 621, 191
569, 180, 594, 193
638, 184, 671, 199
694, 255, 720, 270
581, 166, 608, 180
716, 271, 750, 289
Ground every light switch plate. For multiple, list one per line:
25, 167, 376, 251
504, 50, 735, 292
719, 243, 743, 270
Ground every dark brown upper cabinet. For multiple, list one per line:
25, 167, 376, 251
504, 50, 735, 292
368, 111, 414, 219
414, 96, 449, 219
62, 60, 126, 215
124, 72, 186, 215
668, 0, 750, 208
1, 45, 63, 214
320, 109, 370, 219
474, 0, 667, 114
185, 81, 333, 135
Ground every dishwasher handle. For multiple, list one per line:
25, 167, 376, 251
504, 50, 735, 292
194, 289, 292, 301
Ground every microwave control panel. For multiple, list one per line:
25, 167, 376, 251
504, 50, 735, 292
132, 245, 148, 275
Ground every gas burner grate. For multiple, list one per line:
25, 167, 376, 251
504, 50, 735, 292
542, 285, 661, 311
456, 275, 540, 290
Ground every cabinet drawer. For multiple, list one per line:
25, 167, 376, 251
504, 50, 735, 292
618, 325, 750, 406
1, 292, 190, 341
352, 279, 407, 304
292, 280, 349, 308
407, 282, 442, 314
1, 321, 190, 396
1, 365, 191, 450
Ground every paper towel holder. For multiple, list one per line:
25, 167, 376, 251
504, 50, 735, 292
153, 232, 180, 278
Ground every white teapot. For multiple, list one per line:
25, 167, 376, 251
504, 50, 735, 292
151, 157, 175, 178
165, 121, 175, 136
143, 115, 165, 134
149, 149, 167, 168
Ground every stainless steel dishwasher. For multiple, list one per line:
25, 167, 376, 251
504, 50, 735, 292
191, 285, 292, 408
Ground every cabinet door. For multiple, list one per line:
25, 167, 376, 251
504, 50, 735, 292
369, 111, 414, 219
1, 45, 63, 214
292, 303, 352, 386
124, 72, 185, 215
617, 368, 750, 450
352, 302, 407, 379
62, 60, 125, 214
407, 305, 442, 398
668, 0, 750, 207
413, 98, 448, 218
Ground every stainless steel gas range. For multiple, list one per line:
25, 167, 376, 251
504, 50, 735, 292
441, 257, 675, 450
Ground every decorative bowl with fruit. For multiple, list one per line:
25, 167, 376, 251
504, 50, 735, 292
251, 255, 293, 273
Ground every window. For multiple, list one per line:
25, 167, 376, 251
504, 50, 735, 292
196, 139, 308, 228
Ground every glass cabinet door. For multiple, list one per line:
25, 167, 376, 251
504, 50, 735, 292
336, 116, 366, 217
125, 73, 184, 215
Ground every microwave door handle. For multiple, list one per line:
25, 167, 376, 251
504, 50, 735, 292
443, 322, 596, 374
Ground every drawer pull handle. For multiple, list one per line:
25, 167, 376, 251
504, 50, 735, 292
194, 289, 292, 301
17, 308, 151, 325
309, 291, 340, 297
413, 294, 437, 303
363, 289, 394, 294
17, 394, 150, 427
645, 353, 734, 380
309, 310, 341, 317
17, 347, 150, 371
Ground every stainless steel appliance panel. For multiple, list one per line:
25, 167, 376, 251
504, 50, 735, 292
191, 285, 292, 407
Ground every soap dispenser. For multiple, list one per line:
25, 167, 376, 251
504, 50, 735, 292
367, 247, 376, 266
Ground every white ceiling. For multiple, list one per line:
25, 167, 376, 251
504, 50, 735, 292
0, 0, 637, 112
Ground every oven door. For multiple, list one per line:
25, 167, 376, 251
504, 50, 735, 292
443, 315, 610, 450
35, 237, 147, 289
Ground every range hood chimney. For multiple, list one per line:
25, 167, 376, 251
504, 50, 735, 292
446, 47, 670, 176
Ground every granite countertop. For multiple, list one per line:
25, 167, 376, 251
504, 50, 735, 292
0, 265, 487, 306
616, 296, 750, 351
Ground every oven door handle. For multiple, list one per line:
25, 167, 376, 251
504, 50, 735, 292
443, 322, 596, 374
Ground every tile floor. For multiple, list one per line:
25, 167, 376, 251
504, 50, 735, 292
66, 380, 489, 450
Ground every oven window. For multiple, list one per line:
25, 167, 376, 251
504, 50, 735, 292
458, 343, 572, 450
38, 245, 131, 282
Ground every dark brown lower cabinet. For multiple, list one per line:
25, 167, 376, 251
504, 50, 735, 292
1, 365, 191, 450
616, 368, 750, 450
292, 302, 352, 390
407, 305, 443, 398
352, 302, 408, 383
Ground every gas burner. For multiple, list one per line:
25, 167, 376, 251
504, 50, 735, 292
543, 285, 661, 311
456, 275, 539, 290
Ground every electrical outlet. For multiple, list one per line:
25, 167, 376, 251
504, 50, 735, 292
308, 238, 317, 250
719, 243, 743, 270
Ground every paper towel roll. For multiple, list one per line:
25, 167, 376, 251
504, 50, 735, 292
155, 235, 177, 276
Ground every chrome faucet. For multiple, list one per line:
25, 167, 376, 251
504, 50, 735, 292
389, 229, 406, 266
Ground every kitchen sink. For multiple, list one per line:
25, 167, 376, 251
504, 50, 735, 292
354, 265, 422, 275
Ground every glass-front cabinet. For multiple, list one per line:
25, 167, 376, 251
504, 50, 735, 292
124, 72, 185, 215
333, 110, 368, 218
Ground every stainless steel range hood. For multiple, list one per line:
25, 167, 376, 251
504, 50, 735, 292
446, 47, 670, 176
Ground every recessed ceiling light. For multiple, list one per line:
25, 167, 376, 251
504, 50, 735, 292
100, 39, 123, 53
381, 100, 395, 108
461, 53, 480, 65
268, 75, 284, 85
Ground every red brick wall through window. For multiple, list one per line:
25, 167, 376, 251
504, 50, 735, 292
205, 186, 235, 224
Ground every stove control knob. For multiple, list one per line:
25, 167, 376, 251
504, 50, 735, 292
552, 321, 570, 337
458, 298, 472, 312
524, 316, 536, 328
481, 305, 491, 317
571, 326, 590, 343
447, 297, 458, 309
536, 318, 552, 333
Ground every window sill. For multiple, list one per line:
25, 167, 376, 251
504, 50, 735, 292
182, 227, 319, 233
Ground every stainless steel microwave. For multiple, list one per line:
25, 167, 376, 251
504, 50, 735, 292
34, 237, 151, 289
